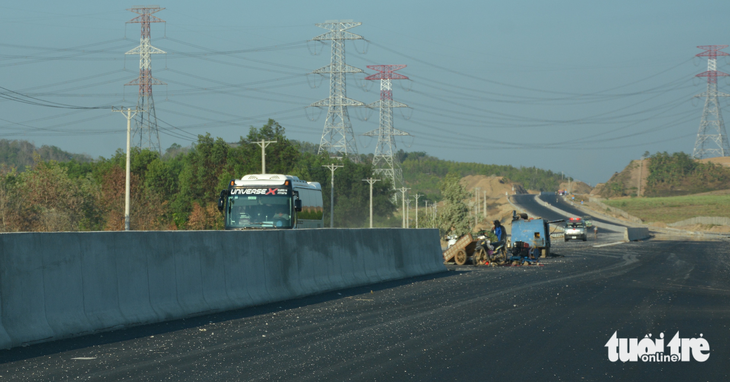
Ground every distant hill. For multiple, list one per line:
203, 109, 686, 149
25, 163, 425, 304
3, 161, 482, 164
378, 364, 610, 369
0, 140, 93, 171
596, 152, 730, 198
398, 151, 564, 202
559, 181, 592, 194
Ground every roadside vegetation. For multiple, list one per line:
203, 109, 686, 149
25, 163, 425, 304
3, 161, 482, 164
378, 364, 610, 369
0, 120, 396, 231
603, 194, 730, 224
0, 120, 566, 232
600, 151, 730, 198
400, 151, 564, 202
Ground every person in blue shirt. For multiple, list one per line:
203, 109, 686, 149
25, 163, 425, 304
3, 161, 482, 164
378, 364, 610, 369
492, 220, 505, 243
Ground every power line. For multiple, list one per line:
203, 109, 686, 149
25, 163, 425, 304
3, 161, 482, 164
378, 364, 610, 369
0, 85, 111, 109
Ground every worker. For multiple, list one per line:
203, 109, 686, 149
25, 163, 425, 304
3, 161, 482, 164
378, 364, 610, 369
492, 220, 505, 243
594, 226, 598, 239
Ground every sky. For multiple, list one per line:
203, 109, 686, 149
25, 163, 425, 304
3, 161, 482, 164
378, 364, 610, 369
1, 0, 730, 186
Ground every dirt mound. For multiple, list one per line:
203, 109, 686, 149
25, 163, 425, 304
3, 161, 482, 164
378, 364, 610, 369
590, 183, 605, 196
558, 181, 592, 195
599, 156, 730, 198
672, 223, 730, 234
599, 158, 649, 197
699, 156, 730, 167
460, 175, 528, 197
457, 175, 529, 231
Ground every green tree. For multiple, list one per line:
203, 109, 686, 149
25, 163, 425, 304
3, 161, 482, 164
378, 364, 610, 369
437, 172, 471, 237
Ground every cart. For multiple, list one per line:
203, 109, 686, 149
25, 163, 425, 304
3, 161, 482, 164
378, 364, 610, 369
442, 233, 475, 265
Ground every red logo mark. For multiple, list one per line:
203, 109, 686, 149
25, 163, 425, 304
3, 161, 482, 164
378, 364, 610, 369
266, 188, 278, 195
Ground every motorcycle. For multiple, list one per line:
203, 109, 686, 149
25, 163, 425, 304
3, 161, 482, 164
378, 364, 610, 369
473, 234, 507, 266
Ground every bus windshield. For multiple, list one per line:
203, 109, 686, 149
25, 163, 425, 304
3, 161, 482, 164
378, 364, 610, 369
226, 194, 293, 229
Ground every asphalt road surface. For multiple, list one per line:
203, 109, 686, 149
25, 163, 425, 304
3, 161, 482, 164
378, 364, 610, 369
1, 236, 728, 381
512, 193, 623, 233
538, 192, 628, 229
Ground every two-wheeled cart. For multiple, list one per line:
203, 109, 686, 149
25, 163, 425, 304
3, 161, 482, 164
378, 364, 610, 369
442, 233, 475, 265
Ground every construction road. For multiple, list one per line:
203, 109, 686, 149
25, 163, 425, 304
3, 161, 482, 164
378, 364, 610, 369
0, 198, 728, 381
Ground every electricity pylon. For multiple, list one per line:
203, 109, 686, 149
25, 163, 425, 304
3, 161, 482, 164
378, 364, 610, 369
364, 65, 411, 193
692, 45, 730, 159
310, 20, 365, 158
125, 6, 166, 154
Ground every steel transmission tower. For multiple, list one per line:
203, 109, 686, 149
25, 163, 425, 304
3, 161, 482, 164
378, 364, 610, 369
125, 6, 166, 154
310, 20, 366, 157
692, 45, 730, 159
364, 65, 411, 191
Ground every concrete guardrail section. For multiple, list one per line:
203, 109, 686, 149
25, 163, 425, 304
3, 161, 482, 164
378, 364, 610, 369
623, 227, 651, 241
0, 229, 446, 350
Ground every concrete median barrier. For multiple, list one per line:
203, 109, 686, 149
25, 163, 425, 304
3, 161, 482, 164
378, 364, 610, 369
0, 228, 445, 349
0, 234, 55, 347
624, 227, 650, 241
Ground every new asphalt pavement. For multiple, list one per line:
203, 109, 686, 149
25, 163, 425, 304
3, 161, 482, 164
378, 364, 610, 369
0, 196, 728, 381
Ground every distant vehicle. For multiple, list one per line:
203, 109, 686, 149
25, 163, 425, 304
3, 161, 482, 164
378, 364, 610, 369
564, 217, 587, 241
218, 174, 323, 229
583, 216, 593, 228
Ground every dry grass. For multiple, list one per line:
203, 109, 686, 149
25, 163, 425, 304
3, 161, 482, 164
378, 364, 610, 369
603, 195, 730, 224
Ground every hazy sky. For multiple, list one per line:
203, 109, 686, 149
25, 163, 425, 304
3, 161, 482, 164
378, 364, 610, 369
1, 0, 729, 185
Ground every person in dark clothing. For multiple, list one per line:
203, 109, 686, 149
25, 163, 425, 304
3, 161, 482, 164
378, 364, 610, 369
492, 220, 505, 243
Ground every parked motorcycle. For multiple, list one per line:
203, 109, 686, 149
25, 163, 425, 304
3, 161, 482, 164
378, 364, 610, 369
473, 234, 507, 266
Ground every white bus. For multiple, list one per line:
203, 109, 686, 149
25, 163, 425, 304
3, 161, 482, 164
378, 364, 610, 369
218, 174, 324, 229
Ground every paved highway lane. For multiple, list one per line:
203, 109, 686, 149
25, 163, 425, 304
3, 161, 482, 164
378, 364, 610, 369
513, 193, 624, 234
512, 193, 569, 223
1, 239, 729, 381
539, 192, 630, 229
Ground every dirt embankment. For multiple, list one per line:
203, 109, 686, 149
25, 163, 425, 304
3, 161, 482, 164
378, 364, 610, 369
591, 158, 649, 197
595, 156, 730, 198
699, 156, 730, 167
559, 181, 592, 195
457, 175, 530, 232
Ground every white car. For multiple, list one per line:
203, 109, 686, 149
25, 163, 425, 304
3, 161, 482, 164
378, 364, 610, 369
564, 217, 587, 241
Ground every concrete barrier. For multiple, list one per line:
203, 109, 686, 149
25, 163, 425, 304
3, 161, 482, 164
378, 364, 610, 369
0, 234, 55, 347
624, 227, 650, 241
0, 228, 445, 350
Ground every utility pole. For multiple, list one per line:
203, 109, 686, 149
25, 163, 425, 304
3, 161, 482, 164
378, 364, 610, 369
693, 45, 730, 158
310, 20, 366, 157
483, 190, 487, 219
413, 194, 421, 228
474, 187, 480, 228
638, 156, 644, 197
364, 65, 411, 192
112, 107, 141, 231
255, 139, 277, 174
323, 164, 343, 228
433, 203, 437, 228
124, 6, 165, 154
362, 178, 380, 228
399, 187, 409, 228
423, 199, 428, 227
405, 198, 411, 228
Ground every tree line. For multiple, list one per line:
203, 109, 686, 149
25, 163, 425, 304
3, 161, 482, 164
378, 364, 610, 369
399, 150, 564, 202
0, 120, 396, 232
644, 151, 730, 196
600, 151, 730, 198
0, 119, 569, 233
